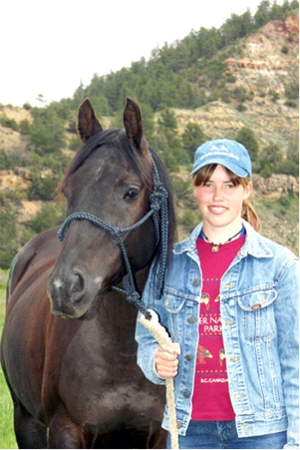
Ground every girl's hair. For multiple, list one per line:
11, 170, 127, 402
193, 164, 261, 232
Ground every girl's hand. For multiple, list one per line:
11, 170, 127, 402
155, 343, 181, 378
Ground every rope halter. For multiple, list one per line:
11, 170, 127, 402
57, 151, 169, 320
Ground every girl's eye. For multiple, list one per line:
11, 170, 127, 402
226, 183, 235, 189
123, 186, 140, 201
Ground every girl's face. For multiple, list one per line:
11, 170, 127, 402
194, 164, 252, 236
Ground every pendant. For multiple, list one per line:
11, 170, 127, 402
212, 245, 219, 252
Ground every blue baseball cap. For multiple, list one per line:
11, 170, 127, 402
191, 139, 252, 178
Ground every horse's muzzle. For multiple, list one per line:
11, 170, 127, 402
47, 268, 92, 319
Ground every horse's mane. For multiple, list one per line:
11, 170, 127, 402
56, 128, 176, 266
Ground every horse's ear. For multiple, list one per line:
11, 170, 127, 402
77, 98, 103, 142
123, 98, 145, 151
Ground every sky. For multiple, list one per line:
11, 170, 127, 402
1, 0, 274, 107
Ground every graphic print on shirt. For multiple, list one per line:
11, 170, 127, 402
200, 293, 210, 310
196, 345, 213, 364
196, 306, 227, 377
191, 235, 245, 420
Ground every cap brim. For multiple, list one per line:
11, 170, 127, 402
191, 158, 250, 178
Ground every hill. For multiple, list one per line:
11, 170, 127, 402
0, 8, 299, 268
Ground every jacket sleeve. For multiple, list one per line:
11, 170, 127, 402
274, 256, 299, 449
135, 262, 168, 386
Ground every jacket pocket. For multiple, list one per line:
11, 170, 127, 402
163, 291, 190, 342
238, 288, 277, 344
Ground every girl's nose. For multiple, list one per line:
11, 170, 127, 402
212, 186, 224, 200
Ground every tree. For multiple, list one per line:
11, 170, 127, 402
235, 127, 259, 161
221, 10, 254, 45
29, 106, 66, 154
181, 123, 206, 160
158, 108, 178, 131
254, 0, 271, 27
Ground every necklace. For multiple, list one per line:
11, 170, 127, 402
202, 227, 243, 252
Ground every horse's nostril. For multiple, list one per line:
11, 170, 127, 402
70, 270, 86, 301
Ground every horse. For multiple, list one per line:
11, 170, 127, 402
1, 98, 176, 449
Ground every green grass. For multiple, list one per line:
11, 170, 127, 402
0, 280, 18, 449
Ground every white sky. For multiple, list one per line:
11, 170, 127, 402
1, 0, 277, 107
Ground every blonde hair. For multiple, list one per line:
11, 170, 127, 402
193, 164, 261, 232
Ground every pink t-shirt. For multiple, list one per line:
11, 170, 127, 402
191, 233, 246, 421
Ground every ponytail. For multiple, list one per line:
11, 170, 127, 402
242, 199, 261, 232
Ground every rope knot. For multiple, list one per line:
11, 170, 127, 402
126, 290, 140, 304
149, 184, 168, 211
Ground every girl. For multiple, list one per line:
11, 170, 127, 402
135, 139, 299, 449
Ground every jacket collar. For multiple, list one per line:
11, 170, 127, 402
173, 220, 273, 259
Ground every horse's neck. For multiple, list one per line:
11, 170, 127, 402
98, 265, 150, 336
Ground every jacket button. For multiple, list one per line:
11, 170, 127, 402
183, 390, 190, 398
185, 354, 192, 361
188, 316, 195, 324
193, 279, 200, 286
177, 422, 182, 429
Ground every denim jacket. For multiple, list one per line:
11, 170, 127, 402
135, 220, 299, 448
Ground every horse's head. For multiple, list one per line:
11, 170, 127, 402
48, 98, 175, 319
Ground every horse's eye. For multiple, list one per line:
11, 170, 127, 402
123, 186, 140, 201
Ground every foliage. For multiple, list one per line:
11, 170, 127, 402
19, 119, 31, 135
0, 195, 18, 269
0, 149, 31, 169
181, 123, 206, 160
254, 0, 299, 27
30, 203, 65, 234
235, 127, 259, 161
29, 105, 66, 154
0, 115, 19, 131
68, 135, 82, 151
277, 137, 299, 176
156, 109, 190, 170
284, 75, 299, 100
258, 142, 283, 175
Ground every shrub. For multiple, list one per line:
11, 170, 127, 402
0, 250, 14, 270
181, 123, 206, 160
285, 79, 299, 100
29, 107, 66, 154
258, 142, 283, 174
29, 203, 65, 234
269, 90, 280, 102
236, 127, 259, 161
277, 159, 299, 177
281, 45, 289, 54
27, 172, 58, 201
0, 196, 18, 267
23, 102, 31, 110
0, 115, 19, 131
285, 100, 298, 108
19, 119, 31, 135
236, 103, 247, 112
68, 135, 82, 151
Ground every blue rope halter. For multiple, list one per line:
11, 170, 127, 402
57, 151, 169, 320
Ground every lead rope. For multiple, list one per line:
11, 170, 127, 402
139, 309, 179, 450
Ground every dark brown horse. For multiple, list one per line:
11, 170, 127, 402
1, 98, 176, 449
